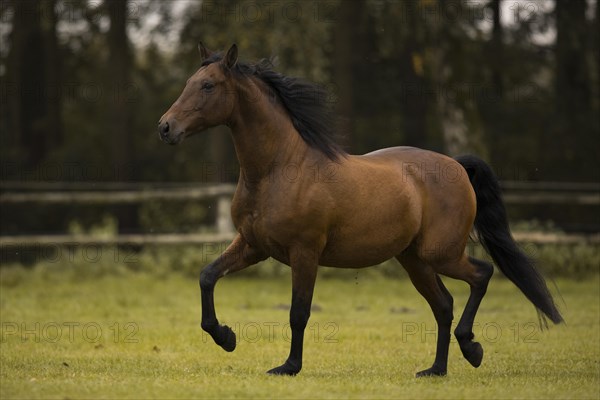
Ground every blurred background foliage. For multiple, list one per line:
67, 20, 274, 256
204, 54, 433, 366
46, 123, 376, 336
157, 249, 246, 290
0, 0, 598, 276
2, 0, 598, 182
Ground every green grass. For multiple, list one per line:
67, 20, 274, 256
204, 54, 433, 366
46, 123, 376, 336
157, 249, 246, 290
0, 265, 599, 399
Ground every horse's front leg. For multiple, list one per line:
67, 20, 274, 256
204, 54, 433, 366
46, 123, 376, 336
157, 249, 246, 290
200, 234, 266, 352
267, 246, 319, 376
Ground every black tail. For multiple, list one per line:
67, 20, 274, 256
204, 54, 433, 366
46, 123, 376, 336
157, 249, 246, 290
456, 155, 563, 325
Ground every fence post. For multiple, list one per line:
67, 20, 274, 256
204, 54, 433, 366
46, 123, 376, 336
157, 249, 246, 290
217, 195, 235, 235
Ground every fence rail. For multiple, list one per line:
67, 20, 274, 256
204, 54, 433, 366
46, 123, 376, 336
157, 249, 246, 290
1, 181, 598, 205
0, 183, 237, 204
499, 181, 599, 205
0, 231, 598, 247
0, 233, 237, 247
1, 181, 598, 247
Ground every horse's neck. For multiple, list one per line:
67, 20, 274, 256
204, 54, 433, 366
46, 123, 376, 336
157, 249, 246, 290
229, 79, 313, 185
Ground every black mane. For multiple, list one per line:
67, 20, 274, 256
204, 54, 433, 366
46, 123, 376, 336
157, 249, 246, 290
202, 53, 346, 161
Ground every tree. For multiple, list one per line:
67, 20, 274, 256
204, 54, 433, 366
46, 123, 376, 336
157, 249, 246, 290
333, 0, 366, 151
490, 0, 504, 98
551, 0, 596, 180
106, 0, 136, 233
2, 0, 62, 167
106, 0, 133, 181
397, 1, 430, 150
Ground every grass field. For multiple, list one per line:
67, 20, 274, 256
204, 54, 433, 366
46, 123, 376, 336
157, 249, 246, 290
0, 265, 598, 399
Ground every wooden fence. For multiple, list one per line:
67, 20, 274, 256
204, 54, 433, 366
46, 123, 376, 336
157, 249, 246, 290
1, 181, 599, 247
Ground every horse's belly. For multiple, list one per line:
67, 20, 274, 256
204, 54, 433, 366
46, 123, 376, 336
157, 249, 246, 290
319, 241, 407, 268
318, 176, 421, 268
319, 218, 417, 268
319, 231, 413, 267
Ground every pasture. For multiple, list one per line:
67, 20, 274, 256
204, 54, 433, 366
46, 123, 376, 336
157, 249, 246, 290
0, 264, 598, 399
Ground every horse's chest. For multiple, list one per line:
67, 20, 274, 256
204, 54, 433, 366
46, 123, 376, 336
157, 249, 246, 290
232, 196, 305, 261
237, 210, 265, 243
234, 205, 284, 249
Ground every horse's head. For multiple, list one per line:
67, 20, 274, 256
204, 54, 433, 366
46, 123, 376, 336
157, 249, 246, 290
158, 43, 239, 145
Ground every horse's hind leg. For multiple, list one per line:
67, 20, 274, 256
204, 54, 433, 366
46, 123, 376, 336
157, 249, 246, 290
440, 256, 494, 368
396, 254, 454, 377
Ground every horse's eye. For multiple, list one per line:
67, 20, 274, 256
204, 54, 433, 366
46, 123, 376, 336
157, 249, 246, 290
202, 82, 215, 91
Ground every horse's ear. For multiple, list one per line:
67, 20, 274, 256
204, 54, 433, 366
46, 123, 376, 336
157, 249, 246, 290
224, 44, 238, 69
198, 42, 212, 62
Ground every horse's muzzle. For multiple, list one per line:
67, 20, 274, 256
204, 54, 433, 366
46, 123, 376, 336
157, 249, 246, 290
158, 120, 184, 145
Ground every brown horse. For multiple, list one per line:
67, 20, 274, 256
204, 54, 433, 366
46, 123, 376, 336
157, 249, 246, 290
158, 44, 562, 377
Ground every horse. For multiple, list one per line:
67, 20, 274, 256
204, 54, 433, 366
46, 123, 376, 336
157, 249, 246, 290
158, 43, 563, 377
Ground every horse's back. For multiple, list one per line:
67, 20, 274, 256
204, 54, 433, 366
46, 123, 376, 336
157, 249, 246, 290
361, 146, 454, 167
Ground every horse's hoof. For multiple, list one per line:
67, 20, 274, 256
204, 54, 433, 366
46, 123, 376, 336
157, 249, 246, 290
266, 361, 300, 376
416, 367, 447, 378
217, 325, 236, 352
461, 341, 483, 368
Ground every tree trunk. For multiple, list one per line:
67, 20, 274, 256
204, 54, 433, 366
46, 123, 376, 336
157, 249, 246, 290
106, 0, 136, 232
6, 0, 58, 167
485, 0, 503, 166
333, 0, 365, 151
556, 0, 591, 120
40, 0, 62, 148
554, 0, 595, 179
107, 0, 133, 178
490, 0, 503, 98
398, 1, 428, 149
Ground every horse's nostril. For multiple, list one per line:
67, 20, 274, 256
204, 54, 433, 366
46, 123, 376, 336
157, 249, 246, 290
159, 121, 170, 136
